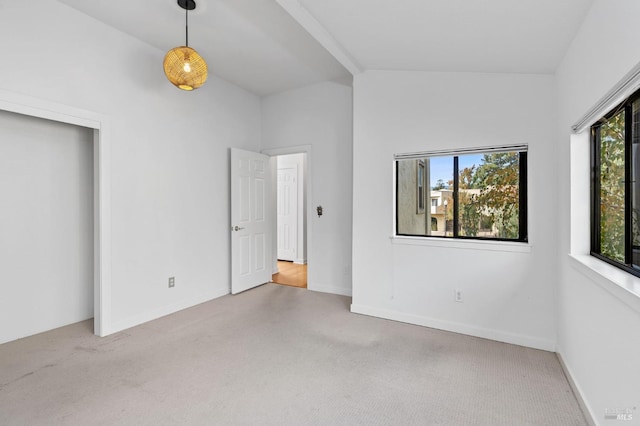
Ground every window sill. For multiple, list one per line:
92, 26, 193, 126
568, 253, 640, 314
391, 235, 531, 253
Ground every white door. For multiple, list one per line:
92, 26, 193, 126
277, 167, 297, 261
230, 148, 271, 294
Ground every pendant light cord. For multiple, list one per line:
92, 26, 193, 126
185, 2, 189, 47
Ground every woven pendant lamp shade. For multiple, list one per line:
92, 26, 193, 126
163, 46, 208, 91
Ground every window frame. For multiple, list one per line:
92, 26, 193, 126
416, 159, 426, 214
590, 88, 640, 277
394, 147, 528, 243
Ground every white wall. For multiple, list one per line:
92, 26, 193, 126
0, 110, 94, 343
277, 153, 306, 263
0, 0, 261, 339
262, 81, 353, 296
556, 0, 640, 423
352, 70, 557, 350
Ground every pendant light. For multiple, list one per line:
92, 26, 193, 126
163, 0, 208, 91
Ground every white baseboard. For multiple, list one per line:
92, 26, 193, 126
309, 283, 352, 297
350, 303, 555, 351
293, 258, 307, 265
106, 287, 229, 336
556, 351, 597, 426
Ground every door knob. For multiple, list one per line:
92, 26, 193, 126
232, 226, 245, 231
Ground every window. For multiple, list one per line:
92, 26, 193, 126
396, 147, 528, 241
591, 88, 640, 276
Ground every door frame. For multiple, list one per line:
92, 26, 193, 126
0, 89, 111, 337
262, 145, 312, 288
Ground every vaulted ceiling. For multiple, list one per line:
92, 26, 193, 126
57, 0, 594, 96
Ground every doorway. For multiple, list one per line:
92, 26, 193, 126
266, 150, 309, 289
0, 90, 110, 341
0, 109, 94, 343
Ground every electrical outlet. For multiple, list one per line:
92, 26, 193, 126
169, 277, 175, 288
455, 289, 463, 302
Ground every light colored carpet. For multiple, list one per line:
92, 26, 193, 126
0, 283, 586, 425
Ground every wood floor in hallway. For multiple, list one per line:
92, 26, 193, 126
271, 260, 307, 288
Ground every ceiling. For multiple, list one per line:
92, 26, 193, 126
57, 0, 351, 96
57, 0, 594, 96
296, 0, 595, 75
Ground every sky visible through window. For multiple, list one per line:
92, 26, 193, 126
429, 154, 483, 189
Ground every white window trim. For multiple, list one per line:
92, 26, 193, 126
394, 144, 528, 160
568, 254, 640, 314
391, 235, 532, 253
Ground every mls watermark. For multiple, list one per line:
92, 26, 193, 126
604, 407, 636, 421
